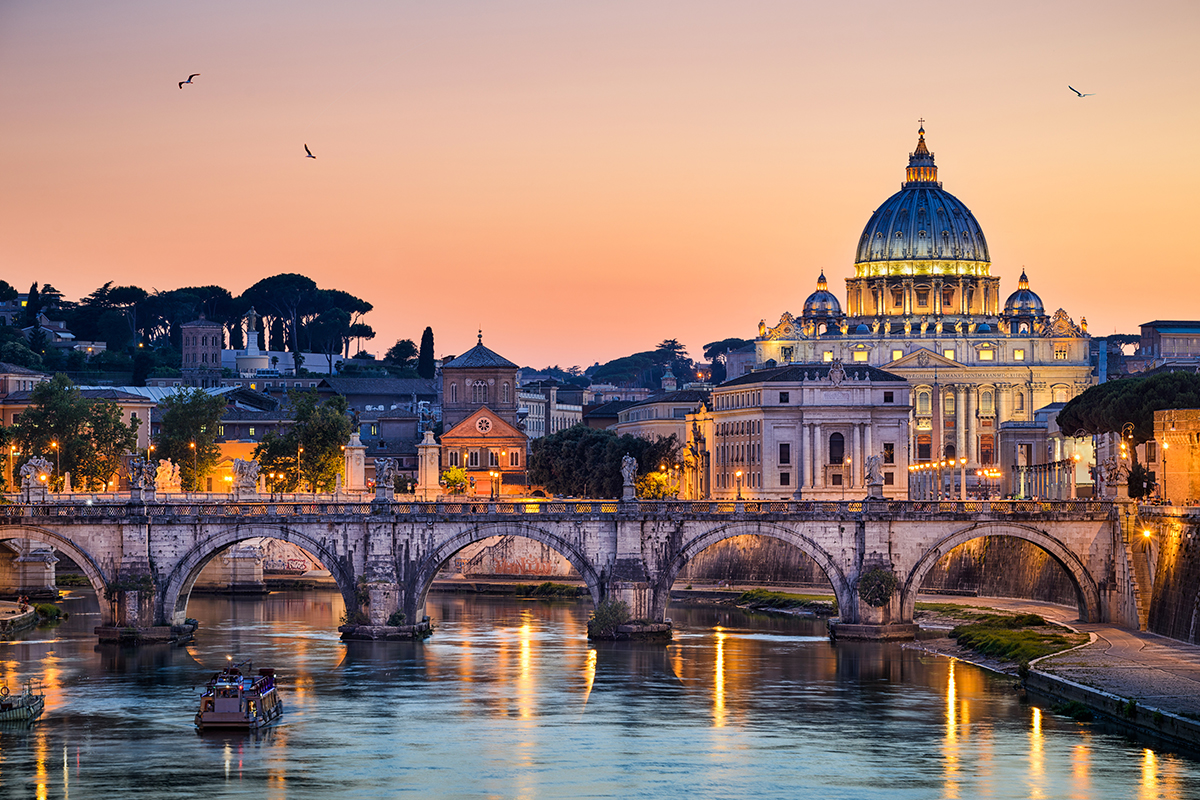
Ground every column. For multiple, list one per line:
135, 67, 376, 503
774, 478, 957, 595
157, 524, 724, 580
965, 387, 976, 466
814, 424, 824, 488
955, 385, 965, 461
851, 424, 862, 488
799, 423, 810, 490
863, 420, 873, 468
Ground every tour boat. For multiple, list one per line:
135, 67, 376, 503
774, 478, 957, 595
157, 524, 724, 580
0, 681, 45, 723
195, 661, 283, 731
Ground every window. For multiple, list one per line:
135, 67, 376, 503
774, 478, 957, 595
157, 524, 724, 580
472, 381, 488, 404
1015, 392, 1025, 412
823, 351, 833, 362
468, 450, 480, 467
248, 427, 255, 437
916, 390, 931, 416
980, 390, 994, 415
942, 288, 955, 307
218, 425, 225, 436
370, 424, 378, 436
779, 443, 791, 465
1014, 349, 1025, 361
883, 443, 895, 464
980, 435, 994, 465
489, 450, 499, 467
944, 393, 955, 414
449, 451, 459, 467
828, 433, 845, 465
917, 434, 932, 461
449, 383, 458, 403
1147, 441, 1157, 462
943, 349, 956, 361
502, 382, 510, 403
779, 391, 789, 404
978, 349, 994, 361
509, 450, 520, 467
892, 287, 904, 307
781, 347, 793, 362
883, 391, 894, 403
831, 473, 843, 486
852, 350, 869, 362
780, 471, 790, 486
892, 349, 903, 361
1054, 345, 1068, 360
884, 472, 894, 485
916, 288, 929, 307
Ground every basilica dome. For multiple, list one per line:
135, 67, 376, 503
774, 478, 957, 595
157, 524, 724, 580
802, 272, 842, 318
1003, 270, 1044, 316
853, 126, 990, 274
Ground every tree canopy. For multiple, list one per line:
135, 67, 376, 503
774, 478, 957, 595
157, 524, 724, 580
1057, 371, 1200, 446
254, 391, 352, 492
154, 388, 228, 491
528, 425, 681, 498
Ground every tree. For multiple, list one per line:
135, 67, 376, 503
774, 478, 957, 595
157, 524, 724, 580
417, 327, 435, 379
254, 391, 352, 492
528, 425, 681, 498
241, 273, 318, 370
154, 388, 227, 491
384, 339, 418, 367
0, 280, 17, 303
22, 282, 40, 327
308, 308, 351, 373
440, 466, 469, 494
13, 374, 138, 491
1057, 371, 1200, 447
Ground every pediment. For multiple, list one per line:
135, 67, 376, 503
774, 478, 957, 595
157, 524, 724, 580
442, 406, 526, 440
888, 348, 965, 370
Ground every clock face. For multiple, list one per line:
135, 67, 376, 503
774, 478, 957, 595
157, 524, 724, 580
476, 417, 492, 433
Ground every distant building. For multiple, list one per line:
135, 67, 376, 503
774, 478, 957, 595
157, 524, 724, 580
518, 379, 583, 440
180, 314, 224, 388
1129, 321, 1200, 373
441, 334, 520, 431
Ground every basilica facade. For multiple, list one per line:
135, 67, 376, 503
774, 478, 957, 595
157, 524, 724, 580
698, 126, 1093, 499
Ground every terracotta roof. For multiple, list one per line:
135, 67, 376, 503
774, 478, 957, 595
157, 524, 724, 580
319, 377, 438, 396
442, 342, 518, 370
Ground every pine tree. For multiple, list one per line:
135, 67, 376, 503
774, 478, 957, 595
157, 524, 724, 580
417, 326, 435, 379
22, 282, 39, 328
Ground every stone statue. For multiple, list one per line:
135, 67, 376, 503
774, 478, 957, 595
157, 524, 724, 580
19, 457, 53, 489
865, 455, 884, 485
232, 458, 261, 492
128, 457, 155, 490
919, 317, 929, 335
935, 318, 943, 335
620, 454, 637, 486
903, 318, 912, 336
827, 358, 847, 387
870, 318, 880, 334
374, 457, 397, 488
954, 318, 964, 335
156, 459, 181, 491
758, 319, 767, 337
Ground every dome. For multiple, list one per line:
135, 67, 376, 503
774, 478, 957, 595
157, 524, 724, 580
803, 272, 842, 318
1003, 270, 1044, 316
853, 126, 990, 273
855, 323, 870, 334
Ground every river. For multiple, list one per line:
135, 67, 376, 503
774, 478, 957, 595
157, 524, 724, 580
1, 587, 1197, 799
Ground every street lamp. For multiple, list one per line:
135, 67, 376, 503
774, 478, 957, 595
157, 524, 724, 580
735, 469, 743, 500
958, 456, 967, 502
50, 440, 59, 487
189, 441, 196, 492
489, 470, 500, 500
297, 445, 304, 492
1161, 440, 1169, 503
842, 457, 851, 501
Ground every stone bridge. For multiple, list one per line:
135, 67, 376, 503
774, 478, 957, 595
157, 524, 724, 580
0, 498, 1123, 642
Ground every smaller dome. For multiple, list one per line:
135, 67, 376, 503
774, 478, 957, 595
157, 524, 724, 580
1003, 270, 1044, 316
976, 322, 991, 333
803, 272, 842, 319
855, 323, 870, 334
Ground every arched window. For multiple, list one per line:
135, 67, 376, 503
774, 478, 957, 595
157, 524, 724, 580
980, 390, 994, 416
1052, 385, 1069, 403
449, 382, 457, 403
916, 389, 931, 416
944, 444, 956, 459
828, 432, 845, 465
944, 393, 956, 414
1015, 391, 1025, 412
472, 381, 488, 404
502, 382, 510, 404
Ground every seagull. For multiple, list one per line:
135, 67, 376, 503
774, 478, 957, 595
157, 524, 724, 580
1068, 85, 1094, 97
304, 144, 316, 159
178, 73, 200, 89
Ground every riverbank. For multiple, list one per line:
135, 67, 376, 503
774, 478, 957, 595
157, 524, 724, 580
0, 600, 37, 639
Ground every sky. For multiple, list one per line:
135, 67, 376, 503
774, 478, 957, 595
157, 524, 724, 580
1, 1, 1197, 369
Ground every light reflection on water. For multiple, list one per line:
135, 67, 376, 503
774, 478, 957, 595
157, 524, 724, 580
0, 589, 1198, 798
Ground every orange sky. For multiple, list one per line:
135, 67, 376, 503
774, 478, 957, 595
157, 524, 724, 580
1, 1, 1197, 369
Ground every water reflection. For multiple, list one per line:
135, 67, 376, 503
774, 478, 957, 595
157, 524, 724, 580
0, 590, 1196, 798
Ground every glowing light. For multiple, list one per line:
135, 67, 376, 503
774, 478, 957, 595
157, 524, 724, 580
713, 626, 727, 728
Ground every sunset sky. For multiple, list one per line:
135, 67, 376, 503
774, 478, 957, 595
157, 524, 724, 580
1, 1, 1197, 369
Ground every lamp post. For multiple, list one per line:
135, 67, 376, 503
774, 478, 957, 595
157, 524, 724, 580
959, 457, 967, 502
735, 469, 743, 501
189, 441, 196, 493
842, 457, 851, 501
488, 470, 499, 500
1161, 440, 1169, 503
50, 440, 59, 488
297, 445, 304, 492
8, 444, 15, 489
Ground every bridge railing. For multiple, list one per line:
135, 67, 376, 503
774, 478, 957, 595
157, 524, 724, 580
0, 498, 1115, 520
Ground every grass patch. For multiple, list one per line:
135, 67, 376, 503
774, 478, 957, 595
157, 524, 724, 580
55, 574, 90, 587
515, 582, 583, 598
914, 602, 991, 615
34, 603, 67, 621
737, 589, 838, 614
1051, 700, 1095, 722
950, 613, 1085, 663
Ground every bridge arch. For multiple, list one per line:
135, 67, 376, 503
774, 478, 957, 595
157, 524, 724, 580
412, 522, 604, 616
660, 522, 853, 621
902, 522, 1102, 623
0, 524, 114, 626
160, 524, 357, 627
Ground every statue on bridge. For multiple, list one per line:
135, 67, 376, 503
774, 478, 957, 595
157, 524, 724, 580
232, 458, 261, 492
156, 459, 181, 493
374, 458, 397, 501
129, 457, 156, 490
19, 457, 53, 490
864, 455, 885, 499
621, 454, 637, 502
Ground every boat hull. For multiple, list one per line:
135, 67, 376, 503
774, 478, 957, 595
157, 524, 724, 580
195, 701, 283, 731
0, 695, 45, 723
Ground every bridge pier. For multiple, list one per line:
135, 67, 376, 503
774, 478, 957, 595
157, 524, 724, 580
0, 541, 59, 600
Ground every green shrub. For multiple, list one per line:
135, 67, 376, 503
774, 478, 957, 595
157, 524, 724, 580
1124, 698, 1138, 719
515, 582, 581, 597
386, 611, 406, 626
1051, 700, 1094, 722
587, 598, 630, 638
736, 589, 838, 613
55, 574, 90, 587
339, 609, 369, 626
34, 603, 67, 620
857, 568, 898, 607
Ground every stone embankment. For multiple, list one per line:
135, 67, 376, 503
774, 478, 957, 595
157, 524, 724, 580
0, 601, 37, 638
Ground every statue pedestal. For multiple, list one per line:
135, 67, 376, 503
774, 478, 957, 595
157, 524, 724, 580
232, 488, 259, 502
20, 486, 48, 504
622, 483, 636, 502
344, 433, 367, 492
417, 431, 442, 501
866, 482, 884, 499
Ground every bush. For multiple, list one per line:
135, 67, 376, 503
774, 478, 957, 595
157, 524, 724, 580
34, 603, 67, 620
55, 574, 90, 587
340, 609, 369, 626
587, 598, 630, 638
857, 568, 898, 607
386, 611, 406, 626
516, 582, 582, 597
1051, 700, 1094, 722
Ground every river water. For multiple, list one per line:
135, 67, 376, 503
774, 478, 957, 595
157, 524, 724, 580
1, 588, 1198, 799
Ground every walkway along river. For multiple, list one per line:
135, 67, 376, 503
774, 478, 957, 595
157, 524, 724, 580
1, 587, 1198, 799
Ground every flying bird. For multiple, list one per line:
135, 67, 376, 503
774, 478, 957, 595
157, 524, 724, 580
1068, 85, 1094, 97
304, 144, 316, 159
178, 73, 200, 89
